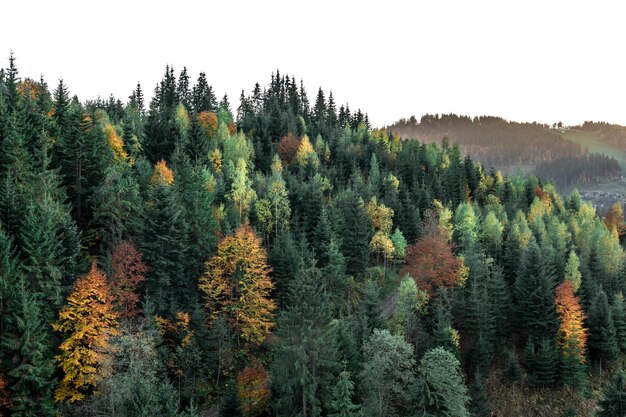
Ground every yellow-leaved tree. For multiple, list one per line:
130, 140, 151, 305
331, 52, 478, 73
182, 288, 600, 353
199, 224, 275, 345
53, 261, 119, 403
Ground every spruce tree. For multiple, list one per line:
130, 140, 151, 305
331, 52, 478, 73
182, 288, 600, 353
329, 370, 360, 417
468, 371, 491, 417
336, 190, 372, 278
611, 293, 626, 353
271, 265, 338, 417
514, 239, 558, 342
588, 289, 618, 372
2, 277, 56, 415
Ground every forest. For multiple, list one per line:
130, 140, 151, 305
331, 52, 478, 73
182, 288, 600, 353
1, 53, 626, 417
389, 115, 623, 189
578, 122, 626, 152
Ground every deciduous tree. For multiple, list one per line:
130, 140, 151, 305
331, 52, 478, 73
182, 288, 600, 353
54, 261, 119, 403
199, 224, 275, 345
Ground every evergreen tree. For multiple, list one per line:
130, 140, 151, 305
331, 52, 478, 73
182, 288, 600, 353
1, 277, 56, 415
329, 370, 360, 417
468, 371, 491, 417
360, 329, 416, 417
588, 289, 618, 372
271, 265, 337, 417
141, 160, 189, 314
514, 239, 558, 342
612, 293, 626, 352
598, 371, 626, 417
336, 190, 372, 277
417, 346, 469, 417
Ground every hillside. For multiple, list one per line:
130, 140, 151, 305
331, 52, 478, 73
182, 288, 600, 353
2, 56, 626, 417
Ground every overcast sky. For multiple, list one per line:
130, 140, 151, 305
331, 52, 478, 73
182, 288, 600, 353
1, 0, 624, 127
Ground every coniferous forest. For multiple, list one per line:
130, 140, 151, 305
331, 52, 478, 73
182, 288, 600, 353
3, 54, 626, 417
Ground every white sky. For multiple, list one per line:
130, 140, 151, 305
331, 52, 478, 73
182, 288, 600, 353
1, 0, 625, 127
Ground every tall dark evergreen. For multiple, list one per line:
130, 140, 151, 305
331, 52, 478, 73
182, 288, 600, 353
588, 288, 618, 371
514, 239, 558, 342
271, 265, 338, 417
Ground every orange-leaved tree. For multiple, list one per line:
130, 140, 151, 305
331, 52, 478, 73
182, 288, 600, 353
237, 360, 270, 417
150, 159, 174, 186
554, 281, 587, 362
277, 133, 301, 166
109, 241, 148, 319
53, 261, 119, 403
400, 225, 462, 296
199, 224, 275, 345
198, 111, 218, 137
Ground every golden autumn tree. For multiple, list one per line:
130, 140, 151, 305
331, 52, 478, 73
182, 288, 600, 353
150, 159, 174, 186
103, 123, 128, 163
555, 281, 587, 362
53, 261, 119, 403
237, 360, 270, 417
109, 241, 148, 319
199, 224, 275, 345
604, 202, 626, 237
198, 111, 219, 137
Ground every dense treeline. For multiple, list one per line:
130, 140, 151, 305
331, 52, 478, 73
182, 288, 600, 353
535, 154, 622, 188
390, 113, 584, 168
2, 53, 626, 416
579, 121, 626, 151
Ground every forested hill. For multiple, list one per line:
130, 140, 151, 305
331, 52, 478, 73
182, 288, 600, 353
578, 121, 626, 151
2, 54, 626, 417
389, 114, 583, 167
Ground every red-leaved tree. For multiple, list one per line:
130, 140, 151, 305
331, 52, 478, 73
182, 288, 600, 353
110, 241, 148, 319
401, 226, 462, 296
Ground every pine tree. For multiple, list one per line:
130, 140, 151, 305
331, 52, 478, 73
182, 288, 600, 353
468, 371, 491, 417
514, 239, 558, 342
588, 289, 618, 372
336, 190, 372, 277
271, 265, 338, 417
417, 346, 469, 417
612, 293, 626, 352
141, 161, 189, 314
329, 370, 360, 417
54, 261, 119, 403
1, 277, 56, 415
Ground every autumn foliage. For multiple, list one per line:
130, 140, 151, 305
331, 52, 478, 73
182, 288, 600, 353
53, 261, 119, 403
401, 226, 463, 296
103, 123, 128, 162
604, 202, 626, 236
150, 159, 174, 186
554, 281, 587, 362
199, 224, 275, 344
277, 133, 301, 166
0, 373, 11, 417
198, 111, 218, 137
109, 241, 148, 319
237, 360, 271, 417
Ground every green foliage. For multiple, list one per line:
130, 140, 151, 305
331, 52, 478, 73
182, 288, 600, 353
598, 371, 626, 417
514, 240, 558, 342
360, 329, 416, 417
329, 370, 360, 417
417, 346, 469, 417
588, 289, 618, 371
